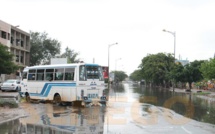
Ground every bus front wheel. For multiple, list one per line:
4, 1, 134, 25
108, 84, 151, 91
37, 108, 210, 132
53, 94, 61, 105
26, 93, 31, 103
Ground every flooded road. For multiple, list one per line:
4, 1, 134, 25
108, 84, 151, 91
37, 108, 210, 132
1, 82, 215, 134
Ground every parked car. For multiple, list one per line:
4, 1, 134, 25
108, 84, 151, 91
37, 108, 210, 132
0, 81, 2, 90
1, 79, 21, 92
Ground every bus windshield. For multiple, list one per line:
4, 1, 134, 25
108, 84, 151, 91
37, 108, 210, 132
86, 66, 104, 80
22, 71, 27, 80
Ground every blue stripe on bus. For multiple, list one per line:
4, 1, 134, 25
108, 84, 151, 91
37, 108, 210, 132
29, 83, 76, 97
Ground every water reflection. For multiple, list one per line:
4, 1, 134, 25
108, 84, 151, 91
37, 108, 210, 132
111, 83, 125, 93
0, 119, 23, 134
1, 82, 215, 133
0, 104, 105, 134
133, 84, 215, 125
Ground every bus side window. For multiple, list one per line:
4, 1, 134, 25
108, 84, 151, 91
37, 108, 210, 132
98, 66, 104, 81
79, 66, 86, 81
36, 69, 44, 81
28, 69, 36, 80
45, 69, 54, 81
28, 74, 36, 80
55, 68, 64, 80
65, 68, 75, 81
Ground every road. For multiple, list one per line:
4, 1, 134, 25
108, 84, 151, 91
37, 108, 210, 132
0, 83, 215, 134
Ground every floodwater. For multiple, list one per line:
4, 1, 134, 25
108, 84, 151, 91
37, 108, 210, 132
129, 83, 215, 125
0, 82, 215, 134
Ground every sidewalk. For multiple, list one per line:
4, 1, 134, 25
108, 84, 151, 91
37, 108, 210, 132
169, 88, 215, 101
0, 91, 20, 103
170, 88, 214, 93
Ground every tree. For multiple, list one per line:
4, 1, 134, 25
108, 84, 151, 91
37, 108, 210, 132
30, 31, 61, 66
200, 58, 215, 80
184, 60, 205, 89
111, 71, 128, 82
169, 62, 186, 88
61, 46, 79, 63
139, 53, 174, 87
0, 44, 19, 76
129, 69, 143, 81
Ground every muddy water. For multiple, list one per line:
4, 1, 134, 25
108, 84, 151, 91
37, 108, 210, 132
129, 83, 215, 125
0, 104, 105, 134
0, 82, 215, 134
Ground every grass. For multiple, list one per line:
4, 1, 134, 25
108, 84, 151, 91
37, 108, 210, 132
193, 92, 211, 95
0, 99, 18, 108
20, 97, 26, 103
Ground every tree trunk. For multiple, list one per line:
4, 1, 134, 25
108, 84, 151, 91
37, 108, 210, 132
189, 82, 192, 89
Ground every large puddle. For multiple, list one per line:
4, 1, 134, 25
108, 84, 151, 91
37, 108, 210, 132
1, 83, 215, 134
0, 104, 105, 134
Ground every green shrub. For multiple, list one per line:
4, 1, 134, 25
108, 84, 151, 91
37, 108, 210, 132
0, 99, 18, 108
194, 92, 211, 95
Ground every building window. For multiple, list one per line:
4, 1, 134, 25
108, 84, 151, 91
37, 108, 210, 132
1, 31, 7, 39
16, 55, 19, 62
7, 33, 10, 40
20, 55, 23, 63
21, 40, 24, 47
16, 39, 20, 46
26, 37, 29, 46
11, 37, 14, 44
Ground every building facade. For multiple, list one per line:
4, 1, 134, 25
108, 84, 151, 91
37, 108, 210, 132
0, 20, 30, 81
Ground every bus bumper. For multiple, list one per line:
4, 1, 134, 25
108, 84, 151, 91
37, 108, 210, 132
82, 96, 107, 106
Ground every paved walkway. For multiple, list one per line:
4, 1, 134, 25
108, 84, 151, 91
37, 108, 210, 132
170, 88, 214, 93
0, 90, 20, 102
170, 88, 215, 101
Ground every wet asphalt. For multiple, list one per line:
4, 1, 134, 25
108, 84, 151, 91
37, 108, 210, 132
0, 82, 215, 134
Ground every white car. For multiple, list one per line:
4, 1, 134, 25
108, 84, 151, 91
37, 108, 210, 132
1, 79, 21, 92
0, 81, 2, 90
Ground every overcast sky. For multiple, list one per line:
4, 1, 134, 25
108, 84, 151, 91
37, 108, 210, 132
1, 0, 215, 75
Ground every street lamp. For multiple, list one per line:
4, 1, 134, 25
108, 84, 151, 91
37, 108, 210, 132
163, 29, 176, 92
163, 29, 176, 61
108, 42, 118, 90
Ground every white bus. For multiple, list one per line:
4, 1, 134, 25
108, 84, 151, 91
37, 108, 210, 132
20, 63, 107, 106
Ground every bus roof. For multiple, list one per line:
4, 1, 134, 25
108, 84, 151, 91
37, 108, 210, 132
23, 63, 100, 71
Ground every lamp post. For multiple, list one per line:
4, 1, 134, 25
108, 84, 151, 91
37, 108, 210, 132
108, 43, 118, 91
163, 29, 176, 92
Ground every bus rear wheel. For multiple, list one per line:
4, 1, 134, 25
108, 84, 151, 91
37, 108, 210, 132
53, 94, 61, 105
